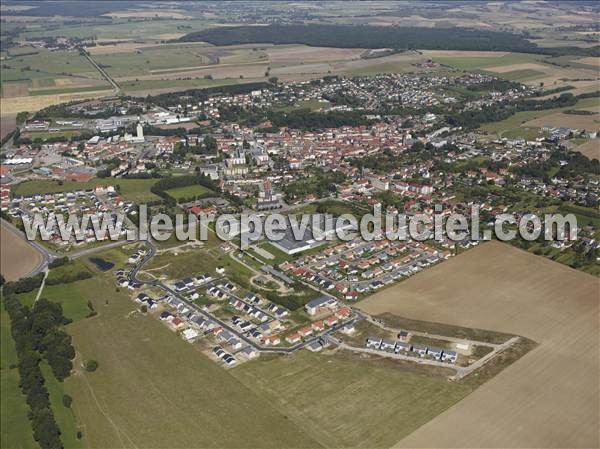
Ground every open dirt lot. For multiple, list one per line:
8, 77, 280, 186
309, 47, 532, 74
0, 222, 42, 281
359, 241, 599, 449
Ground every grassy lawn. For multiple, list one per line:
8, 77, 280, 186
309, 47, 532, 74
433, 52, 540, 71
232, 350, 472, 448
29, 85, 112, 96
165, 184, 214, 201
12, 178, 161, 203
0, 294, 37, 449
23, 129, 86, 140
40, 363, 82, 449
120, 77, 254, 94
59, 272, 320, 448
485, 68, 545, 81
17, 281, 91, 323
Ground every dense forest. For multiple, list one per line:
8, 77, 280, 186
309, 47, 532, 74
179, 24, 599, 56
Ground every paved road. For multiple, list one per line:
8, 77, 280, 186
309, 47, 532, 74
81, 49, 120, 93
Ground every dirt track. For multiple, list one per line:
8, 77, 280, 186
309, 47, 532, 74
359, 241, 599, 448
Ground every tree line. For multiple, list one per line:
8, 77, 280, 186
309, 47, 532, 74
447, 91, 599, 129
2, 288, 76, 449
179, 24, 599, 57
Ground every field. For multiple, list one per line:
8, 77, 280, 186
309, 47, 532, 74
0, 46, 112, 104
12, 178, 160, 203
359, 241, 599, 448
164, 184, 214, 201
574, 139, 600, 160
232, 351, 471, 448
17, 248, 478, 449
56, 267, 321, 448
17, 281, 91, 322
0, 295, 37, 449
427, 50, 600, 92
522, 101, 600, 130
0, 89, 114, 116
0, 222, 42, 282
481, 97, 599, 139
0, 114, 17, 139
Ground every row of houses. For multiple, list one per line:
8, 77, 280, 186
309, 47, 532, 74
366, 336, 458, 363
173, 272, 214, 292
286, 307, 352, 344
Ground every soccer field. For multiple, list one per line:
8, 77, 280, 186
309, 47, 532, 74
12, 178, 161, 203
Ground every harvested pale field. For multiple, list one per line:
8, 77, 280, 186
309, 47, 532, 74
0, 222, 42, 281
575, 57, 600, 68
103, 10, 191, 19
155, 33, 186, 40
266, 45, 364, 63
1, 81, 29, 98
523, 65, 599, 88
0, 114, 16, 139
575, 139, 600, 160
0, 89, 113, 116
485, 62, 549, 73
271, 62, 332, 76
523, 109, 600, 130
421, 50, 509, 58
359, 241, 599, 449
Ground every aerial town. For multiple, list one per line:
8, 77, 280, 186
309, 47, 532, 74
1, 2, 598, 449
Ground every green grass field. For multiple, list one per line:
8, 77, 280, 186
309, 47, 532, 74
12, 178, 160, 203
94, 46, 214, 78
23, 129, 86, 139
165, 184, 214, 201
433, 52, 541, 71
1, 48, 102, 82
120, 77, 254, 94
481, 97, 598, 138
232, 351, 472, 448
58, 270, 320, 448
17, 282, 91, 323
40, 363, 83, 449
28, 85, 112, 96
485, 68, 545, 81
18, 19, 214, 41
0, 295, 37, 449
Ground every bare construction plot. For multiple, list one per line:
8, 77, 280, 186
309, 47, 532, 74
359, 241, 599, 449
